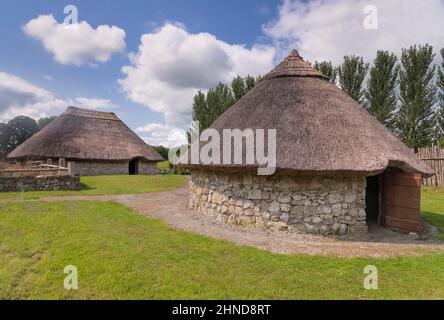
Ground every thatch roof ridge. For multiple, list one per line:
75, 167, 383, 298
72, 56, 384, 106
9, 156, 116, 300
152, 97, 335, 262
259, 49, 330, 82
181, 50, 433, 176
64, 106, 120, 121
8, 106, 164, 162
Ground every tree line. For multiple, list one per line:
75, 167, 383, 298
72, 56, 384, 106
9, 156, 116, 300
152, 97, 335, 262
0, 116, 56, 159
314, 44, 443, 150
189, 44, 444, 151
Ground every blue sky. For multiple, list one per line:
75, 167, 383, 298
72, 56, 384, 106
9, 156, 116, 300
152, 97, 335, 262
0, 1, 279, 135
1, 0, 443, 147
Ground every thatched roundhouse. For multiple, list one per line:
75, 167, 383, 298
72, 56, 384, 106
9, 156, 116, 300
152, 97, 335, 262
182, 50, 433, 236
8, 107, 163, 176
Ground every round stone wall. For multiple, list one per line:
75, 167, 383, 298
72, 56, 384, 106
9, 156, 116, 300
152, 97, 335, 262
189, 170, 368, 236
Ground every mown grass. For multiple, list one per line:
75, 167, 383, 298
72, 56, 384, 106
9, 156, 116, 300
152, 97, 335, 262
0, 175, 188, 200
0, 200, 443, 300
157, 160, 172, 173
422, 187, 444, 239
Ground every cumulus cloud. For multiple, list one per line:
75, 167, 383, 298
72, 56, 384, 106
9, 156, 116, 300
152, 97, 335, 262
119, 23, 275, 128
75, 97, 115, 110
264, 0, 444, 64
0, 72, 114, 122
23, 14, 126, 66
136, 123, 188, 148
0, 72, 66, 121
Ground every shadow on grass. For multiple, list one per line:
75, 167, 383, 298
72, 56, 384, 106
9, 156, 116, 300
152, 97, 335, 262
79, 182, 96, 191
422, 211, 444, 240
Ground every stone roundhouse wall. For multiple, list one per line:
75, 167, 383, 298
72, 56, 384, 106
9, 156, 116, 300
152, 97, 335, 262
72, 160, 158, 176
0, 176, 80, 193
189, 170, 368, 235
138, 161, 158, 175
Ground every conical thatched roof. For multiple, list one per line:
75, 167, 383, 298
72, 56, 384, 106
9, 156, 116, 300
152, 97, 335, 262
8, 107, 163, 162
182, 50, 433, 176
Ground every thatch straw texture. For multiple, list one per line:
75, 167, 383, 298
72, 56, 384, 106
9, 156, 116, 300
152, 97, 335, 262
8, 107, 163, 162
182, 50, 433, 176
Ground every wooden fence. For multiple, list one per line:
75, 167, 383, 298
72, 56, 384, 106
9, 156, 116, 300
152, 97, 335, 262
414, 144, 443, 187
0, 159, 71, 178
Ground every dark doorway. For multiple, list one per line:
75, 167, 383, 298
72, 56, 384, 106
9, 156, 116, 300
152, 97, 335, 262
366, 175, 381, 223
129, 159, 138, 175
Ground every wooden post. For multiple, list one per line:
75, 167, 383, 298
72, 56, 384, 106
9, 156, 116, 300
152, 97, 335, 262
47, 158, 52, 165
59, 158, 66, 168
68, 162, 75, 177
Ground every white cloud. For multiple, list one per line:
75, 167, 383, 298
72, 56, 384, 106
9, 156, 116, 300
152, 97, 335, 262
119, 23, 275, 128
264, 0, 444, 64
136, 123, 188, 148
75, 97, 115, 110
0, 72, 114, 122
23, 14, 126, 66
0, 72, 66, 121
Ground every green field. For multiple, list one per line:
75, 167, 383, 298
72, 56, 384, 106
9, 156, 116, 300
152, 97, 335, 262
422, 187, 444, 239
0, 179, 443, 299
0, 175, 187, 200
157, 160, 172, 173
0, 200, 443, 300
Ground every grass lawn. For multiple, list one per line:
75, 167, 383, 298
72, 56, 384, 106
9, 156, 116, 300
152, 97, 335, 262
422, 187, 444, 240
0, 200, 443, 300
0, 175, 188, 200
157, 160, 172, 173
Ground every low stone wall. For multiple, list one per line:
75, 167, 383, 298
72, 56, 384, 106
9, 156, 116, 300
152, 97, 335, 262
0, 168, 68, 178
0, 176, 81, 193
72, 160, 158, 176
189, 170, 368, 236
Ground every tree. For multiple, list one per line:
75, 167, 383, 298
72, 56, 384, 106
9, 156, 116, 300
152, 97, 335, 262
314, 61, 337, 83
438, 48, 444, 138
154, 145, 169, 160
245, 75, 256, 91
6, 116, 39, 152
191, 90, 210, 134
337, 55, 369, 103
0, 123, 9, 159
396, 44, 437, 149
37, 116, 57, 130
191, 75, 257, 135
231, 76, 247, 101
364, 51, 399, 129
0, 116, 39, 156
205, 83, 234, 125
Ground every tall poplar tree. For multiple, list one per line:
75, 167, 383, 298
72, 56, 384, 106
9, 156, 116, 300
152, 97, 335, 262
438, 48, 444, 138
396, 44, 437, 149
337, 55, 369, 103
231, 76, 247, 101
364, 51, 399, 129
191, 91, 210, 133
314, 61, 337, 83
205, 83, 234, 125
191, 76, 256, 134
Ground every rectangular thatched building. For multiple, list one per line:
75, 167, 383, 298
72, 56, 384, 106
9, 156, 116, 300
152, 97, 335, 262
8, 107, 164, 176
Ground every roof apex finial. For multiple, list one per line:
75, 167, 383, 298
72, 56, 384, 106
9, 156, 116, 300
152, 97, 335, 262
289, 48, 301, 58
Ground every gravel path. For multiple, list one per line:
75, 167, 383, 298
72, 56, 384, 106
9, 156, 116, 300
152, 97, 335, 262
3, 185, 444, 258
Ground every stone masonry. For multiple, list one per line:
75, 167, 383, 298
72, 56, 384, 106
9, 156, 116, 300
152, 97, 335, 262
189, 170, 368, 236
72, 160, 158, 176
0, 176, 81, 193
138, 161, 158, 175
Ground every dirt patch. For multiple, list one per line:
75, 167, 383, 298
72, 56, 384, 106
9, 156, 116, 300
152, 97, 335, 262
3, 185, 444, 258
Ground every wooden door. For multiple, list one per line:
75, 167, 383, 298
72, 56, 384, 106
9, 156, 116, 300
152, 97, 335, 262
381, 169, 422, 233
